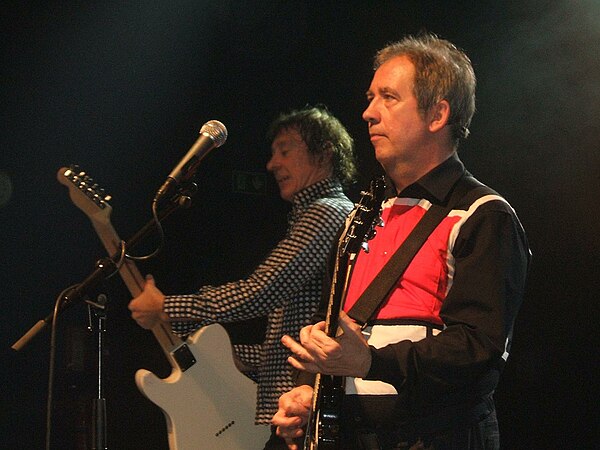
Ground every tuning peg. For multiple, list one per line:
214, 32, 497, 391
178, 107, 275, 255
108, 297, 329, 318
65, 165, 79, 176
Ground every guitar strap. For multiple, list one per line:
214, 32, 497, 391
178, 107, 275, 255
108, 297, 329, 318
347, 174, 494, 326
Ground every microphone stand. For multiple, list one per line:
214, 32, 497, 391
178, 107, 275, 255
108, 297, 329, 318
11, 183, 197, 449
11, 184, 196, 351
87, 293, 108, 450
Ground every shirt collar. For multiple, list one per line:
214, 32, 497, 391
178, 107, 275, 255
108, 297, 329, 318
292, 177, 343, 211
398, 153, 466, 204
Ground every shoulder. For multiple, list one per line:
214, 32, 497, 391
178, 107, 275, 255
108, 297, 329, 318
450, 184, 529, 255
310, 193, 354, 216
290, 195, 352, 231
453, 176, 517, 217
449, 176, 528, 241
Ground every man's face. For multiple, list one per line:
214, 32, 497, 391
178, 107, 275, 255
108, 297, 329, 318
266, 127, 330, 202
362, 55, 432, 172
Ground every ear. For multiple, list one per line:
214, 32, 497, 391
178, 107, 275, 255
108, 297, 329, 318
318, 141, 335, 166
428, 99, 451, 133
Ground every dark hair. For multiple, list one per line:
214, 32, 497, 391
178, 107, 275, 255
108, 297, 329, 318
267, 106, 357, 185
374, 33, 476, 145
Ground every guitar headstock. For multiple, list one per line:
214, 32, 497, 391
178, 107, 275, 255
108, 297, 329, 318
57, 166, 113, 225
341, 176, 386, 256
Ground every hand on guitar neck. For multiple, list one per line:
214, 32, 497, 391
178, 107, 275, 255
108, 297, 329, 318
128, 274, 171, 330
281, 311, 371, 378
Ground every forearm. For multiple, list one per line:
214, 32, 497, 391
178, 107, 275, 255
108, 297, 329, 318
164, 202, 345, 326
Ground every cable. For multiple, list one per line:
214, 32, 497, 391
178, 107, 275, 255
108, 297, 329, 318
124, 198, 165, 262
45, 284, 79, 450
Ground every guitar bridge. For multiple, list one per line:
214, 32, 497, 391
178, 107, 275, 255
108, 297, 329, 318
172, 343, 196, 371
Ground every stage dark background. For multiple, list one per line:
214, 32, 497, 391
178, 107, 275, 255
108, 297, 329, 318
1, 1, 598, 449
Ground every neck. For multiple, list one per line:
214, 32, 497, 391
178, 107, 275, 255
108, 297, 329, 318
387, 150, 455, 194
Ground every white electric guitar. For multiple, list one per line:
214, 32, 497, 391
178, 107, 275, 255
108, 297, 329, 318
57, 166, 269, 449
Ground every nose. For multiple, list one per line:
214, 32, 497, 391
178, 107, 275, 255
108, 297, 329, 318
266, 153, 277, 172
362, 99, 379, 125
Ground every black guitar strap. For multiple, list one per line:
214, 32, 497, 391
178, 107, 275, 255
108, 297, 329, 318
347, 175, 495, 326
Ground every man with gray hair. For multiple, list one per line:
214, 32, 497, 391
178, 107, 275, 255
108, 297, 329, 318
273, 34, 530, 450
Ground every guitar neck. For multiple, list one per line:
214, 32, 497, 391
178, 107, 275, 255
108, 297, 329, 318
57, 166, 193, 373
91, 220, 185, 368
324, 254, 356, 338
304, 252, 354, 450
305, 178, 385, 449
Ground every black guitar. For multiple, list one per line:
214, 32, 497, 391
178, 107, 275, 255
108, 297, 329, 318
304, 176, 386, 450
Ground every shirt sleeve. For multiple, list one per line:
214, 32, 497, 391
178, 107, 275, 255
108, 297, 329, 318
163, 200, 348, 335
365, 203, 530, 404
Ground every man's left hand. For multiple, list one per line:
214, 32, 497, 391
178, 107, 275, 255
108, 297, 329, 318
281, 311, 371, 378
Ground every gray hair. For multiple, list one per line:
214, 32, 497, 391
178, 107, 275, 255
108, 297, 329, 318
375, 33, 476, 145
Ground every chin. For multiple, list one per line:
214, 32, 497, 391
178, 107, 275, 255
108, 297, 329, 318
374, 152, 393, 167
280, 191, 293, 202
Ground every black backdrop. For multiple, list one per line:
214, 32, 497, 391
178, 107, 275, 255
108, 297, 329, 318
1, 1, 598, 449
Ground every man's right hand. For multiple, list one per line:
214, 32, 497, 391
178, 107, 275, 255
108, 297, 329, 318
271, 385, 313, 450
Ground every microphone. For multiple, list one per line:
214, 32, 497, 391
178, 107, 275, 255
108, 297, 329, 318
155, 120, 227, 200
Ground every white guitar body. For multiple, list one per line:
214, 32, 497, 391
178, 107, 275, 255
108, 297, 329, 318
136, 323, 269, 450
58, 167, 269, 449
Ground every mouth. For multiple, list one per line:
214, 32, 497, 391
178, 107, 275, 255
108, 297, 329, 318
369, 128, 385, 137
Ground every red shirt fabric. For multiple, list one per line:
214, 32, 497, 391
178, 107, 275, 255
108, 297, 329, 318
344, 197, 462, 326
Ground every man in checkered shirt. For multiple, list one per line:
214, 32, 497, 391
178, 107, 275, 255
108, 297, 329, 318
129, 106, 357, 448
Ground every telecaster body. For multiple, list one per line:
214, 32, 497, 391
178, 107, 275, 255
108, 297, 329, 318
136, 323, 269, 450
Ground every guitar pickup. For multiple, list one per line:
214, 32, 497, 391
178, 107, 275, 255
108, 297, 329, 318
171, 343, 196, 372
